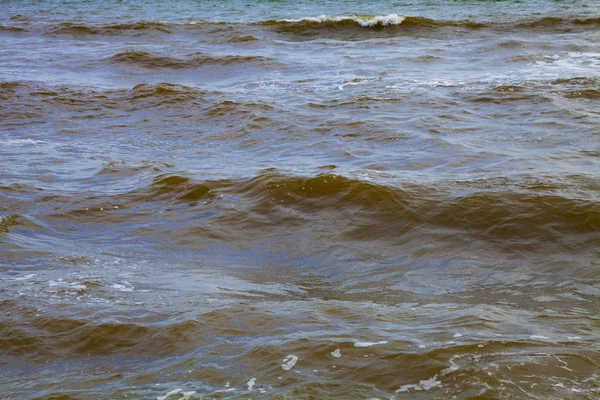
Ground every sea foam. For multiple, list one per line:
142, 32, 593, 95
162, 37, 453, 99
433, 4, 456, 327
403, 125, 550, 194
282, 14, 406, 27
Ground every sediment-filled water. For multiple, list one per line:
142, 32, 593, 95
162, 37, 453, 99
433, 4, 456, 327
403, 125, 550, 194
1, 0, 599, 398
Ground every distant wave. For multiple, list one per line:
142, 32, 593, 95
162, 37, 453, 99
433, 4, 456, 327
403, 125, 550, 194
0, 24, 26, 32
516, 16, 600, 28
276, 14, 408, 27
260, 14, 487, 29
47, 21, 171, 35
251, 14, 599, 41
109, 50, 274, 69
255, 15, 486, 41
37, 15, 600, 41
262, 14, 600, 30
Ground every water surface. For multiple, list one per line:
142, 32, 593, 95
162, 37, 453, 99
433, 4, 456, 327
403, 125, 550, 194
1, 0, 599, 398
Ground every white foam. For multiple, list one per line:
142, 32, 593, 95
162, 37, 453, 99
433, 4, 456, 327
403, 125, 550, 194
213, 389, 235, 394
440, 355, 461, 376
247, 377, 256, 391
453, 333, 463, 338
567, 336, 582, 341
157, 389, 181, 400
338, 77, 382, 91
396, 375, 442, 393
1, 139, 43, 145
533, 295, 559, 302
282, 354, 298, 370
331, 349, 341, 358
156, 390, 194, 400
48, 280, 87, 291
354, 340, 388, 348
525, 52, 600, 79
111, 283, 134, 292
14, 274, 35, 281
282, 14, 406, 27
529, 335, 550, 340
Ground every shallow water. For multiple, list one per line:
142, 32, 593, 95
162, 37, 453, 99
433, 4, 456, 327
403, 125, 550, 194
1, 0, 599, 399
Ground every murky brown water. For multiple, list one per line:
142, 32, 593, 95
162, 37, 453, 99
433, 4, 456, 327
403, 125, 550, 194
1, 0, 599, 398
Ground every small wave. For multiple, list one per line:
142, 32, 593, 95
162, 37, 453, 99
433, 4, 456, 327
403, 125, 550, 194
562, 89, 600, 100
227, 35, 260, 43
129, 83, 205, 101
255, 14, 598, 42
110, 50, 273, 69
0, 317, 207, 358
551, 77, 599, 86
47, 21, 171, 35
41, 15, 600, 41
0, 82, 218, 115
408, 55, 442, 62
517, 16, 600, 29
261, 14, 484, 29
0, 25, 26, 32
0, 81, 25, 90
264, 14, 486, 29
278, 14, 407, 27
256, 14, 486, 41
0, 214, 23, 233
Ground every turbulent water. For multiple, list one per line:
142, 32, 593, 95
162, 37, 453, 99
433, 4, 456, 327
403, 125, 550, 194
1, 0, 599, 398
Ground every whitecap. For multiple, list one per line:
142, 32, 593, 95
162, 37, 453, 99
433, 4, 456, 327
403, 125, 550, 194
440, 355, 461, 376
157, 389, 181, 400
354, 340, 388, 347
111, 283, 134, 292
529, 335, 550, 340
282, 354, 298, 370
0, 139, 44, 145
396, 375, 442, 393
13, 274, 35, 281
331, 349, 341, 358
282, 14, 406, 27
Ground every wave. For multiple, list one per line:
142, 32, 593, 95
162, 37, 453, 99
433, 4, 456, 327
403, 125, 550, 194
264, 14, 600, 30
0, 25, 26, 33
109, 50, 273, 69
260, 14, 488, 29
563, 89, 600, 100
47, 21, 171, 35
275, 14, 408, 28
0, 82, 284, 121
0, 312, 206, 358
250, 14, 596, 41
516, 16, 600, 29
257, 15, 486, 40
0, 214, 23, 233
41, 170, 599, 250
227, 35, 260, 43
0, 82, 216, 121
39, 15, 600, 42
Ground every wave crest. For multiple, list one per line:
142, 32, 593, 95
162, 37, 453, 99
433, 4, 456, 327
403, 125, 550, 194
110, 50, 273, 69
279, 14, 406, 27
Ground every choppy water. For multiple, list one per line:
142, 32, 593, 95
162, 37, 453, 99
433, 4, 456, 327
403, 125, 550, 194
1, 0, 599, 399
